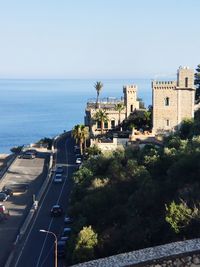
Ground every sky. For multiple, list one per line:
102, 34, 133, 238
0, 0, 199, 79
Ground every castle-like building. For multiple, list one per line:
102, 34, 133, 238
85, 85, 140, 135
152, 66, 195, 134
85, 66, 195, 137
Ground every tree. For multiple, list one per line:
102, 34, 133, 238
72, 125, 89, 154
115, 103, 124, 131
72, 226, 98, 263
195, 64, 200, 101
93, 109, 109, 134
165, 200, 200, 233
94, 81, 103, 108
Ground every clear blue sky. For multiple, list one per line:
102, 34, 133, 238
0, 0, 199, 79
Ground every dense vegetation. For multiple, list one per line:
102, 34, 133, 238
66, 113, 200, 265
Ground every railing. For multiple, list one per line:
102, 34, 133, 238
87, 97, 124, 104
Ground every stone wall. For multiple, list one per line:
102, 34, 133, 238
152, 67, 195, 134
71, 239, 200, 267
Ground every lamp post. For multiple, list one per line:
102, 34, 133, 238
39, 229, 57, 267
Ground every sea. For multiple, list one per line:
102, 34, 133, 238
0, 79, 152, 153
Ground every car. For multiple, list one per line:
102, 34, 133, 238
62, 227, 71, 236
0, 192, 9, 202
50, 205, 63, 217
53, 174, 63, 183
1, 188, 13, 197
57, 240, 66, 257
0, 204, 6, 214
76, 158, 82, 164
60, 236, 69, 241
64, 216, 73, 224
3, 184, 28, 194
56, 166, 64, 174
20, 152, 35, 159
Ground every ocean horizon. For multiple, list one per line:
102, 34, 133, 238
0, 79, 152, 154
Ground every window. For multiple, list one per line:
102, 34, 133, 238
166, 119, 170, 126
165, 97, 170, 106
185, 77, 188, 87
130, 105, 133, 112
97, 121, 101, 129
104, 121, 108, 129
111, 120, 115, 129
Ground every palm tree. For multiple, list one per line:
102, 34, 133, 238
93, 109, 109, 134
94, 81, 103, 108
72, 125, 89, 154
115, 103, 124, 131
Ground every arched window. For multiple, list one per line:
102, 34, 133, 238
111, 120, 115, 129
165, 97, 170, 106
97, 121, 101, 129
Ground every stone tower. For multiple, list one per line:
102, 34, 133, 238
152, 66, 195, 134
123, 85, 139, 118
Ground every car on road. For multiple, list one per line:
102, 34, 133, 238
56, 166, 64, 174
0, 192, 9, 202
76, 158, 82, 164
50, 205, 63, 217
62, 227, 71, 236
64, 216, 73, 224
53, 174, 63, 183
57, 240, 66, 257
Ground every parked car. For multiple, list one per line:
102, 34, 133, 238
0, 192, 9, 202
1, 188, 13, 197
50, 205, 63, 217
3, 184, 28, 194
19, 152, 35, 159
0, 204, 6, 214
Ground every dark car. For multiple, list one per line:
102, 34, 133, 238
0, 192, 9, 202
56, 166, 64, 174
50, 205, 63, 217
1, 188, 13, 197
57, 240, 66, 257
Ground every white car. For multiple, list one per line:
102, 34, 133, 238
76, 158, 82, 164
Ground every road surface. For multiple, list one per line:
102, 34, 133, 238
13, 132, 76, 267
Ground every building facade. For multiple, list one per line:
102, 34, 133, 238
85, 85, 140, 135
152, 66, 195, 134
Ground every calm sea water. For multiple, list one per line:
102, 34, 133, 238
0, 79, 152, 153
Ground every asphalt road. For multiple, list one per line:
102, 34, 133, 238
13, 133, 76, 267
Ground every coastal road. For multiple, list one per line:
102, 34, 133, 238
13, 132, 76, 267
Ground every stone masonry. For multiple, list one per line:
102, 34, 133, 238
152, 66, 195, 134
85, 85, 139, 136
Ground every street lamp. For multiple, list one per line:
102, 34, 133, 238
39, 229, 57, 267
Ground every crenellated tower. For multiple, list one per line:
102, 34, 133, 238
152, 66, 195, 134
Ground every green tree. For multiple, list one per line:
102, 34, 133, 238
115, 103, 124, 131
94, 81, 103, 108
165, 200, 200, 233
195, 64, 200, 101
179, 119, 194, 139
72, 125, 89, 154
93, 109, 109, 134
72, 226, 98, 263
